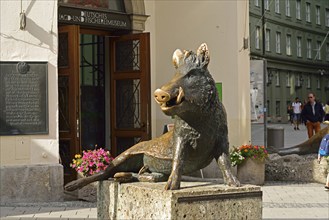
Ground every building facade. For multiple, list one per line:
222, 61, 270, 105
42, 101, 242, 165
250, 0, 329, 122
1, 0, 250, 202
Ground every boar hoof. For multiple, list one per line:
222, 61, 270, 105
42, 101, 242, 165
227, 175, 241, 187
65, 179, 84, 191
165, 173, 181, 190
114, 172, 134, 183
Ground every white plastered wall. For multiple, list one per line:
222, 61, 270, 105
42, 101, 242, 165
145, 1, 251, 147
0, 0, 59, 165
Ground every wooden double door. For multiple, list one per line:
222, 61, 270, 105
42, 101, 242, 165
58, 25, 151, 183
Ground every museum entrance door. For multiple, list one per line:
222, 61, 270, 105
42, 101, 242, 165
58, 26, 151, 183
110, 33, 151, 156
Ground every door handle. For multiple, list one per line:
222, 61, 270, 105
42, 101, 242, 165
76, 119, 79, 138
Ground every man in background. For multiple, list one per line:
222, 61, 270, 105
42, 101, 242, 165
301, 92, 325, 138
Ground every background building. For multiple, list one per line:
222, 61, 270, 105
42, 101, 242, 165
250, 0, 329, 123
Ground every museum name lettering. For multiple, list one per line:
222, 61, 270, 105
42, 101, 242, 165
59, 11, 127, 27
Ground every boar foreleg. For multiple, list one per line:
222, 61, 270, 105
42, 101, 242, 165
217, 153, 240, 187
165, 136, 185, 190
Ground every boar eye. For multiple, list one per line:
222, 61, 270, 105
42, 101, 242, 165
186, 72, 196, 79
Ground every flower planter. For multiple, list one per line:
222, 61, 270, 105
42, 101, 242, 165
70, 148, 113, 202
77, 173, 97, 202
237, 158, 265, 185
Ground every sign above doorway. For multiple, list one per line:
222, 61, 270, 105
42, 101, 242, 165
58, 6, 131, 30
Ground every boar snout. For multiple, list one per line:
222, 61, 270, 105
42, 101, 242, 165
154, 87, 185, 112
154, 89, 170, 104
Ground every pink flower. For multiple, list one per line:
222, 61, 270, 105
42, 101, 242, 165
70, 148, 114, 177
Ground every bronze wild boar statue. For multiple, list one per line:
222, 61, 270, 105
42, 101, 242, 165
65, 43, 240, 191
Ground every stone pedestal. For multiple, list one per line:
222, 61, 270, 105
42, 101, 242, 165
237, 158, 265, 185
98, 181, 262, 220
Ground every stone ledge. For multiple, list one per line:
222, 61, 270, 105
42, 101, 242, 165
98, 181, 262, 220
0, 164, 63, 203
266, 153, 329, 183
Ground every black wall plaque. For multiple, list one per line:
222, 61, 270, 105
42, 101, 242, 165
0, 62, 48, 135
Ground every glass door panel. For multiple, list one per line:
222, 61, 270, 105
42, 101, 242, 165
80, 34, 106, 150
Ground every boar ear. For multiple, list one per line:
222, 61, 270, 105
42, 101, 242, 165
172, 49, 184, 69
197, 43, 210, 68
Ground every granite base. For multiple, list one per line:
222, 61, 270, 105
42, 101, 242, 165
98, 181, 262, 220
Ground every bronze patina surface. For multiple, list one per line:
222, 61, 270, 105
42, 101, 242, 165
65, 43, 240, 191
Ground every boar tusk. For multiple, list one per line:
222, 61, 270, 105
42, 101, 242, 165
177, 87, 185, 104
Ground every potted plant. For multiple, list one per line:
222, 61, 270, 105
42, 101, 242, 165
230, 144, 268, 185
70, 147, 113, 201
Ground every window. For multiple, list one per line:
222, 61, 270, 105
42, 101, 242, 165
286, 72, 291, 87
306, 76, 311, 88
306, 2, 311, 22
276, 101, 280, 116
286, 35, 291, 56
316, 6, 321, 25
316, 41, 321, 60
317, 78, 321, 89
256, 26, 260, 50
307, 39, 312, 59
295, 75, 302, 87
275, 71, 280, 86
296, 0, 301, 20
255, 0, 259, 7
297, 37, 302, 57
276, 32, 281, 53
267, 100, 270, 116
275, 0, 280, 13
265, 29, 270, 51
285, 0, 290, 16
326, 9, 329, 27
59, 0, 125, 12
326, 43, 329, 61
264, 0, 269, 11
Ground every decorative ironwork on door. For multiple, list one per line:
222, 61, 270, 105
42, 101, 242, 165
115, 40, 140, 71
116, 79, 141, 129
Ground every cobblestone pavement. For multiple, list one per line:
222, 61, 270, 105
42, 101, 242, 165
262, 181, 329, 219
0, 200, 97, 220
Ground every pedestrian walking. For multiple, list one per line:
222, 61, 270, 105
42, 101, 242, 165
287, 104, 294, 125
301, 92, 325, 138
324, 100, 329, 121
317, 121, 329, 191
292, 97, 302, 130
